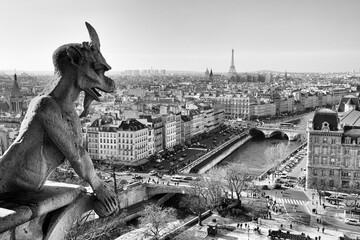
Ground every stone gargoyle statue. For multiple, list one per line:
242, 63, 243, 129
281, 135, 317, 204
0, 22, 118, 217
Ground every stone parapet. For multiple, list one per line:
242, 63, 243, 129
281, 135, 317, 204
0, 181, 93, 240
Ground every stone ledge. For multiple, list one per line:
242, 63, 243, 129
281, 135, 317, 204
0, 181, 87, 235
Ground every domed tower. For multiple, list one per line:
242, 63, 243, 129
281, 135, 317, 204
8, 73, 24, 114
306, 108, 343, 191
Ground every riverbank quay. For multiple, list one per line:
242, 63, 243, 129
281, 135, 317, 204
257, 142, 307, 183
179, 131, 252, 174
173, 210, 342, 240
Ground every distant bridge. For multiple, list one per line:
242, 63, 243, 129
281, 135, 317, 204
250, 124, 303, 141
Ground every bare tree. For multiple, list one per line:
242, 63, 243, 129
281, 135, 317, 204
313, 179, 327, 205
202, 167, 226, 210
264, 142, 290, 170
222, 163, 250, 207
139, 203, 177, 240
180, 178, 207, 226
344, 185, 360, 214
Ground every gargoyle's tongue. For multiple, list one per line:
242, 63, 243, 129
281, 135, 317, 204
80, 92, 94, 118
84, 88, 101, 102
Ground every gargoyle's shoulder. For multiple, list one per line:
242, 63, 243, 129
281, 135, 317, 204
30, 95, 61, 113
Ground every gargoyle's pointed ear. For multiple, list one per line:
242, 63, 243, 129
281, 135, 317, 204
66, 45, 83, 66
85, 22, 100, 50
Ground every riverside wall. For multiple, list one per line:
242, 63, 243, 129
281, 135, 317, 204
196, 135, 252, 174
180, 131, 250, 174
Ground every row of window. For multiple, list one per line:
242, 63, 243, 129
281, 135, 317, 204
312, 168, 336, 176
312, 156, 360, 167
313, 146, 360, 155
313, 179, 360, 189
312, 136, 339, 144
312, 169, 360, 178
312, 156, 336, 165
98, 131, 148, 138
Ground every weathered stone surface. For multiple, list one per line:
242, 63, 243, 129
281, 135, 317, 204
45, 193, 93, 240
0, 22, 118, 219
0, 181, 84, 234
0, 230, 11, 240
15, 216, 44, 240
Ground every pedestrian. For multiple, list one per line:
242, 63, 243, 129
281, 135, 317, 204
290, 223, 292, 229
315, 237, 317, 240
316, 219, 319, 223
280, 224, 283, 229
245, 223, 247, 228
318, 236, 321, 240
317, 227, 319, 232
322, 227, 324, 233
240, 223, 242, 229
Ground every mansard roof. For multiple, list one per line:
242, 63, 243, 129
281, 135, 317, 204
118, 118, 146, 131
312, 108, 338, 131
338, 95, 360, 112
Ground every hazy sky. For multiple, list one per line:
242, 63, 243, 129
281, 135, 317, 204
1, 0, 360, 73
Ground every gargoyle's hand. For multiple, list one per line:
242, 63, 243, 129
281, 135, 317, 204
93, 182, 119, 217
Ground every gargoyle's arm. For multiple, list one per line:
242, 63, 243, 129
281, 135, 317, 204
35, 96, 102, 190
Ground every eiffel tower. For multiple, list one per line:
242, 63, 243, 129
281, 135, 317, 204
228, 49, 237, 76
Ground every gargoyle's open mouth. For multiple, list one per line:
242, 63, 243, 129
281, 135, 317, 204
84, 87, 104, 102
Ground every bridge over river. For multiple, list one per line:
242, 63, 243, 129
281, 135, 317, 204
250, 124, 303, 141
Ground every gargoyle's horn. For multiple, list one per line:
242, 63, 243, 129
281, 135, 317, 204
85, 22, 100, 49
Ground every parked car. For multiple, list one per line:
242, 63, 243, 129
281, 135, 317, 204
149, 170, 157, 176
104, 176, 112, 183
171, 176, 182, 182
132, 174, 143, 180
345, 218, 360, 226
123, 171, 132, 176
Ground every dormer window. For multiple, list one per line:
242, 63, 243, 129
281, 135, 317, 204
321, 122, 330, 131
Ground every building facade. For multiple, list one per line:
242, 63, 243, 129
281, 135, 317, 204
162, 114, 176, 150
306, 108, 360, 192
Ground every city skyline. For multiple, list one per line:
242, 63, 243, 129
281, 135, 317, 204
1, 0, 360, 73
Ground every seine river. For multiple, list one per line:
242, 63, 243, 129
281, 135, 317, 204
219, 136, 302, 176
219, 113, 314, 175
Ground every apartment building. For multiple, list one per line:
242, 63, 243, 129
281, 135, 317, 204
139, 115, 163, 153
250, 102, 276, 119
162, 113, 177, 150
181, 115, 191, 144
306, 108, 360, 191
189, 109, 203, 137
215, 94, 254, 120
175, 112, 181, 145
118, 119, 149, 162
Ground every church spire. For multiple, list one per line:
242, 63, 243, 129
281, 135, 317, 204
11, 73, 22, 97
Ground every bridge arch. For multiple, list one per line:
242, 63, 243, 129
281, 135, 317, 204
267, 130, 289, 140
249, 128, 265, 138
249, 127, 296, 140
